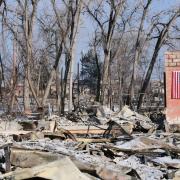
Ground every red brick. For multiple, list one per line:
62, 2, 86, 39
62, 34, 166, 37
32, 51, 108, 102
169, 62, 177, 66
165, 52, 172, 55
165, 54, 170, 59
167, 59, 173, 63
165, 63, 169, 67
173, 59, 180, 63
166, 51, 180, 55
172, 51, 180, 55
168, 54, 176, 59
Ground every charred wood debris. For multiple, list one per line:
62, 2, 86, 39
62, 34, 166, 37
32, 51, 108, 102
0, 101, 179, 180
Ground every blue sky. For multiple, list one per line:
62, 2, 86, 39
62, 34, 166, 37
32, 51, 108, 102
76, 0, 180, 59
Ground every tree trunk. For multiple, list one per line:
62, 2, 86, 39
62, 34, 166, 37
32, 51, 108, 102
42, 42, 63, 106
27, 68, 41, 107
119, 76, 123, 111
9, 67, 17, 113
23, 0, 39, 113
61, 58, 71, 114
68, 46, 75, 112
127, 51, 139, 106
118, 60, 123, 111
95, 49, 101, 102
23, 1, 30, 113
101, 51, 110, 104
24, 66, 30, 113
137, 48, 160, 110
67, 0, 82, 112
77, 63, 80, 108
56, 66, 61, 114
37, 64, 41, 97
55, 31, 61, 113
96, 73, 101, 102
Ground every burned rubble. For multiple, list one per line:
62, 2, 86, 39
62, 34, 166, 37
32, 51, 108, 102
0, 104, 178, 180
0, 0, 179, 178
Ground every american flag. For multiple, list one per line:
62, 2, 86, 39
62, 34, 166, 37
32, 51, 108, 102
172, 71, 180, 99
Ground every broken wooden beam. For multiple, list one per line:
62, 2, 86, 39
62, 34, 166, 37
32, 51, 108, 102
57, 125, 133, 135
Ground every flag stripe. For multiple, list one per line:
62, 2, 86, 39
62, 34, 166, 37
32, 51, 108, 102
176, 71, 177, 98
172, 71, 174, 98
172, 71, 180, 99
178, 71, 179, 98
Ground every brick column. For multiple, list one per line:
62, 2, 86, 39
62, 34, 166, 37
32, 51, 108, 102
165, 51, 180, 125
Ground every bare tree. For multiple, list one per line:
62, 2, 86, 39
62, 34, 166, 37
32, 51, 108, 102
59, 0, 83, 113
24, 0, 40, 112
3, 0, 39, 113
127, 0, 153, 106
137, 10, 180, 110
67, 0, 83, 112
41, 0, 70, 107
86, 0, 125, 104
92, 32, 101, 102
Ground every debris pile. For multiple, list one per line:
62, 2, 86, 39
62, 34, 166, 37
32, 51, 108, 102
0, 105, 179, 180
